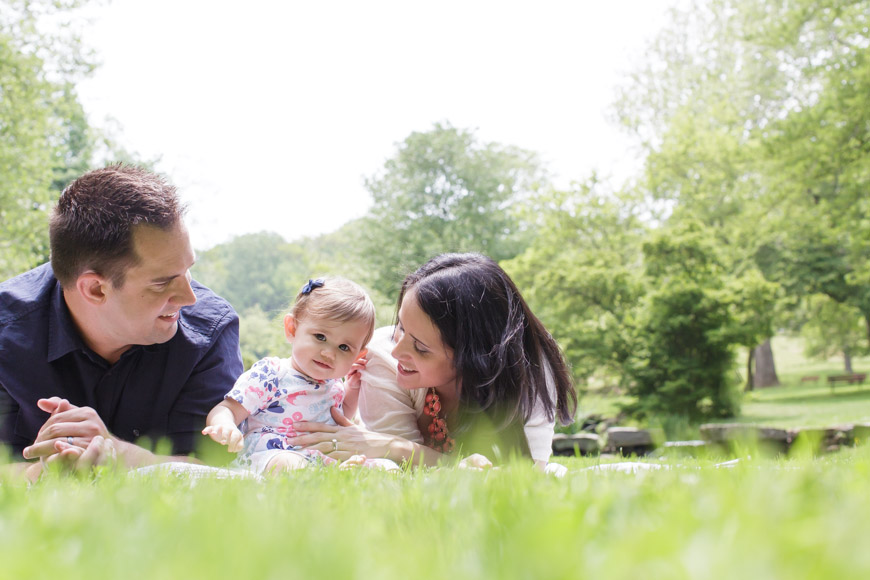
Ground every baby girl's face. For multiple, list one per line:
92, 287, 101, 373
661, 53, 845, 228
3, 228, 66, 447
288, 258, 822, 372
284, 314, 369, 382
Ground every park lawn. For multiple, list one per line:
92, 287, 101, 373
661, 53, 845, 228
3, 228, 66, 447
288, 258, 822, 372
579, 334, 870, 432
729, 381, 870, 428
708, 335, 870, 429
4, 448, 870, 579
6, 334, 870, 580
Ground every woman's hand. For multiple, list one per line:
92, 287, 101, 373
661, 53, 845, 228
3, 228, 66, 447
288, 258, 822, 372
457, 453, 493, 471
289, 407, 439, 466
288, 409, 398, 461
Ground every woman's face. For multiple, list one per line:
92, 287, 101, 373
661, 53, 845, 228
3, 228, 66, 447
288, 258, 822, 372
391, 288, 457, 392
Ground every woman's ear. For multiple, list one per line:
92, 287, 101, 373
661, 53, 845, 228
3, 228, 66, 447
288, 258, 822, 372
75, 272, 108, 305
283, 314, 297, 342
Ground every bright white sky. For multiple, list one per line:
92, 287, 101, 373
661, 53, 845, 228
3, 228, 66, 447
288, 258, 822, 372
77, 0, 677, 250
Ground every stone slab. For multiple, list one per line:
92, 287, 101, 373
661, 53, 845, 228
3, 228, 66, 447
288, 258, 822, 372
552, 433, 601, 456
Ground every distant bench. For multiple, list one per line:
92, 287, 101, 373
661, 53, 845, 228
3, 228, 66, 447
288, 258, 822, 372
827, 373, 867, 392
800, 375, 819, 383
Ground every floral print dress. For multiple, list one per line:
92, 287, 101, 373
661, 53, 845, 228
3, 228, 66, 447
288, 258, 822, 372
227, 356, 343, 473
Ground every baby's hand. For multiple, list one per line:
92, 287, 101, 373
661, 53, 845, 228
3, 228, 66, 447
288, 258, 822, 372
345, 355, 369, 390
202, 425, 244, 452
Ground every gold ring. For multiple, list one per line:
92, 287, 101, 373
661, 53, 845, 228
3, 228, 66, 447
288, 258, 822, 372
332, 439, 338, 452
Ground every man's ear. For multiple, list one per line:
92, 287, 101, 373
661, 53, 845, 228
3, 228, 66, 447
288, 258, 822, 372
75, 272, 109, 305
283, 314, 297, 342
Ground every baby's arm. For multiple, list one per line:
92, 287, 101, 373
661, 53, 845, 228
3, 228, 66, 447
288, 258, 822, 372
202, 399, 249, 452
342, 350, 368, 420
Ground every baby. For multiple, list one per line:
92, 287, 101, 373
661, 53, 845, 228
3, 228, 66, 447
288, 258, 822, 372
203, 277, 383, 474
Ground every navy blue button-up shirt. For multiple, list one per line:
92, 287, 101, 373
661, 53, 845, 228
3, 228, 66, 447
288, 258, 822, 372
0, 264, 243, 457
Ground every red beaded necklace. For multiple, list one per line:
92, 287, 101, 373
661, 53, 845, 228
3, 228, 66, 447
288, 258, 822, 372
423, 388, 454, 453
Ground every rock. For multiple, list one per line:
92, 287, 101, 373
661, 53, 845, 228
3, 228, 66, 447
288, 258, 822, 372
606, 427, 653, 446
604, 427, 656, 456
789, 425, 855, 455
699, 423, 791, 455
830, 425, 854, 447
700, 423, 789, 442
788, 427, 828, 455
652, 440, 709, 458
577, 414, 605, 433
552, 432, 601, 456
662, 440, 707, 448
853, 423, 870, 445
756, 427, 791, 442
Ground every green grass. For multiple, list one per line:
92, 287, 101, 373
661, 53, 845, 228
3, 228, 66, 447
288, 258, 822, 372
731, 381, 870, 427
5, 335, 870, 579
5, 449, 870, 579
579, 334, 870, 432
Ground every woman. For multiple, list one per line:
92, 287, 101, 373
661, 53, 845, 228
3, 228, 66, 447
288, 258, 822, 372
289, 253, 577, 469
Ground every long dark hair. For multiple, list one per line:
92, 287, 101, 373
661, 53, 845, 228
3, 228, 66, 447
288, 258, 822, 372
397, 253, 577, 443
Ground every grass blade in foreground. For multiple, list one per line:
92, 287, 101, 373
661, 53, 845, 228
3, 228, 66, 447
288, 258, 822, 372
3, 449, 870, 579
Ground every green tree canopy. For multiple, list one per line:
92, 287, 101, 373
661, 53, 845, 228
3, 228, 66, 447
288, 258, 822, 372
0, 0, 138, 279
504, 179, 647, 385
625, 222, 742, 424
614, 0, 870, 390
360, 122, 547, 301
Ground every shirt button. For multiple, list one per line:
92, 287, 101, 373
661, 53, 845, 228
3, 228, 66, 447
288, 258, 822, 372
132, 429, 141, 437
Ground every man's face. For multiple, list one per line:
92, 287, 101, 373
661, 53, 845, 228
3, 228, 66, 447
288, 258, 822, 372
100, 223, 197, 356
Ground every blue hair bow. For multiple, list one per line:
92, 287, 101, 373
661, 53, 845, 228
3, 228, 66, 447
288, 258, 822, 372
301, 278, 325, 295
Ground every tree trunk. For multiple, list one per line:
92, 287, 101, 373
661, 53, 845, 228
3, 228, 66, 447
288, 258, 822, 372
745, 348, 755, 392
753, 338, 780, 388
844, 346, 853, 374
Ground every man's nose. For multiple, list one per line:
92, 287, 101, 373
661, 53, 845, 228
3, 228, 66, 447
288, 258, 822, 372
172, 272, 197, 307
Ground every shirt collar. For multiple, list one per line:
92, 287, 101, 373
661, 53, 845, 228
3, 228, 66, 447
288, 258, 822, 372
46, 282, 86, 362
46, 282, 151, 364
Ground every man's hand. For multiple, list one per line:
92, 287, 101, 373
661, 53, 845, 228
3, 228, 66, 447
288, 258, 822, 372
41, 435, 118, 477
22, 398, 111, 461
20, 397, 197, 482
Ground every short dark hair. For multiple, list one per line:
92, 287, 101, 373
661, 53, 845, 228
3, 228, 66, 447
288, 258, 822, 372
49, 165, 185, 288
398, 253, 577, 442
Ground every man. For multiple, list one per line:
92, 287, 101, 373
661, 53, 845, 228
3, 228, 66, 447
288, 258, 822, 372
0, 165, 243, 481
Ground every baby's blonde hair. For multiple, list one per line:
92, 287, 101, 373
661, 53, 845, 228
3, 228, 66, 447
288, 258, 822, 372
290, 277, 376, 347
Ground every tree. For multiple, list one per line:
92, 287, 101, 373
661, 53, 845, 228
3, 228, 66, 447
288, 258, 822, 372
749, 0, 870, 343
192, 228, 398, 368
361, 122, 547, 301
193, 231, 317, 315
236, 305, 290, 370
0, 0, 114, 279
624, 222, 742, 424
721, 269, 781, 390
503, 179, 647, 385
613, 0, 790, 388
614, 0, 870, 389
801, 295, 867, 373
